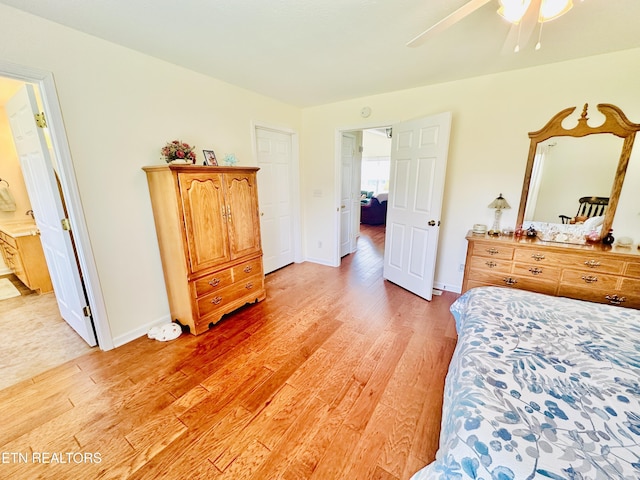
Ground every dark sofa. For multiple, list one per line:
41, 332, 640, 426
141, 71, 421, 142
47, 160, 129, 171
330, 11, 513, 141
360, 193, 388, 225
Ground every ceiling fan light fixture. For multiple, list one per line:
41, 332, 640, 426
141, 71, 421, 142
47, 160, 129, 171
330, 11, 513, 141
538, 0, 573, 22
497, 0, 532, 24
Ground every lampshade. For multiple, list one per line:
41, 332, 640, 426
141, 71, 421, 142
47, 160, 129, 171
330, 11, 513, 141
497, 0, 572, 24
488, 193, 511, 210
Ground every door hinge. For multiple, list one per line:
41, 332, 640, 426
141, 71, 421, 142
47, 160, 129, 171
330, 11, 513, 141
61, 218, 71, 231
83, 305, 92, 317
34, 112, 47, 128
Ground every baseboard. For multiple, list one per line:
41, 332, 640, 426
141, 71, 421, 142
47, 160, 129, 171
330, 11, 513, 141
433, 281, 462, 294
304, 256, 337, 268
111, 313, 172, 348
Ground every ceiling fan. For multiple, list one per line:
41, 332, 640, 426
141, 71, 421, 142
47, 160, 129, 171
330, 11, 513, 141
407, 0, 575, 52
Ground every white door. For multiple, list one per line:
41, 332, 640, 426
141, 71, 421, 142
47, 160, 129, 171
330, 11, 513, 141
6, 85, 96, 346
383, 112, 452, 300
256, 127, 295, 273
340, 133, 356, 257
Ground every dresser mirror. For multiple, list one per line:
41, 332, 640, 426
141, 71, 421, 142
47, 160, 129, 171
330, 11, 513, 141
516, 103, 640, 244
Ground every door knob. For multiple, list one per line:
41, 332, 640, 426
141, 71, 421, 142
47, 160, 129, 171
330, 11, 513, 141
428, 220, 439, 226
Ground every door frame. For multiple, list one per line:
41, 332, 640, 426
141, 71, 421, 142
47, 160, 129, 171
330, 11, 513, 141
0, 60, 113, 350
251, 122, 303, 266
334, 122, 396, 267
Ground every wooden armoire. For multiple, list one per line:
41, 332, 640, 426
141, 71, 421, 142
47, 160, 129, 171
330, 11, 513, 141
143, 164, 266, 335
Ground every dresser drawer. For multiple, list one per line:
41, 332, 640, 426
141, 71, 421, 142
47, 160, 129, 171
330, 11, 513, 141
232, 258, 263, 281
193, 269, 233, 297
467, 270, 557, 295
196, 274, 263, 319
557, 285, 639, 308
512, 262, 561, 281
468, 256, 511, 274
514, 249, 563, 265
471, 243, 514, 260
624, 262, 640, 279
563, 255, 625, 274
561, 269, 619, 290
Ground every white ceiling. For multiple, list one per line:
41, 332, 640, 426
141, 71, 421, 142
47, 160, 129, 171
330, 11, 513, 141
1, 0, 640, 107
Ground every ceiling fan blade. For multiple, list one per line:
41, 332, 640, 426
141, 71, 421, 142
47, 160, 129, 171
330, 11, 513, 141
407, 0, 492, 48
500, 0, 541, 54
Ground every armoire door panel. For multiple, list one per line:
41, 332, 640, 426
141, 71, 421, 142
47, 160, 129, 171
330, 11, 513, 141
225, 173, 262, 259
179, 172, 230, 272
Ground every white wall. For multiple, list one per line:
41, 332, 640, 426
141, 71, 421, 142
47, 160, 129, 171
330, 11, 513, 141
0, 4, 301, 345
300, 47, 640, 292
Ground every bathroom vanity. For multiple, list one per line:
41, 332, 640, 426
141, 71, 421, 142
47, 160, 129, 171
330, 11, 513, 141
0, 223, 52, 294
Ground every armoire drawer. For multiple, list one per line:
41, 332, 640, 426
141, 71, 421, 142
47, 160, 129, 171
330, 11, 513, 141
232, 258, 263, 281
196, 274, 264, 319
193, 269, 234, 297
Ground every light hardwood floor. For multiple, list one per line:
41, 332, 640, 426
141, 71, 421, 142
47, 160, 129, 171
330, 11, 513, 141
0, 225, 459, 480
0, 274, 94, 390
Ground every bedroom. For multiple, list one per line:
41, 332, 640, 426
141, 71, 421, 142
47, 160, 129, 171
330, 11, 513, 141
0, 0, 640, 478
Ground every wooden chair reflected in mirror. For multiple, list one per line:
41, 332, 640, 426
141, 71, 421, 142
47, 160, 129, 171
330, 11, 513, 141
559, 196, 609, 224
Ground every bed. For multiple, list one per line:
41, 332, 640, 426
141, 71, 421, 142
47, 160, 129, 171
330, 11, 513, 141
412, 286, 640, 480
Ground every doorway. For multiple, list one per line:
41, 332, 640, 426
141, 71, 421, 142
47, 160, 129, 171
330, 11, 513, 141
0, 63, 111, 386
338, 126, 392, 261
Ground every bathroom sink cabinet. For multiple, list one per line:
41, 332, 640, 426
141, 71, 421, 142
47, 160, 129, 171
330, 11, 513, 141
0, 229, 53, 294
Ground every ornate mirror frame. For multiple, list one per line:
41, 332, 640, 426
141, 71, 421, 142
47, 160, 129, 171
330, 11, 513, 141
516, 103, 640, 240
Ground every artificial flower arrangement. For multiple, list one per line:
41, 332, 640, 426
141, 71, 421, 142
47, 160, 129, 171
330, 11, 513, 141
161, 140, 197, 163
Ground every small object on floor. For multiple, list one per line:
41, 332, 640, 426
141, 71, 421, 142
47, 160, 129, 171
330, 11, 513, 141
147, 322, 182, 341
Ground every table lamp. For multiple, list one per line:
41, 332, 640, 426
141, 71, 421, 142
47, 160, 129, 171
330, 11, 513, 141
488, 193, 510, 235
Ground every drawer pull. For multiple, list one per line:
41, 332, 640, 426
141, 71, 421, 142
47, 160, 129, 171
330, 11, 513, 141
486, 248, 500, 255
245, 282, 254, 290
243, 265, 253, 273
605, 294, 626, 305
528, 267, 543, 276
503, 277, 518, 286
211, 296, 223, 305
581, 275, 598, 284
208, 278, 221, 287
485, 261, 497, 268
531, 253, 545, 261
584, 260, 601, 268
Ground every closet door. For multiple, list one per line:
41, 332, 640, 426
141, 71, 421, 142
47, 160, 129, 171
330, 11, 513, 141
224, 172, 262, 260
179, 172, 229, 273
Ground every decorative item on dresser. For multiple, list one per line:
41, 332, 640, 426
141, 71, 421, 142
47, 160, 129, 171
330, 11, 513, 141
462, 231, 640, 309
142, 164, 266, 335
487, 193, 510, 235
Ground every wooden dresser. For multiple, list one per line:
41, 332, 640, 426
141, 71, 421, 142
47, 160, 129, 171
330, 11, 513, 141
143, 165, 266, 335
462, 231, 640, 309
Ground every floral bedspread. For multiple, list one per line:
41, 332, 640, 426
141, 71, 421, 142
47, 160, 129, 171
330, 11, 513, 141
411, 286, 640, 480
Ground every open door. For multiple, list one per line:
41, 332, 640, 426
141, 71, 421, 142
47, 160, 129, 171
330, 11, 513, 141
383, 112, 452, 300
6, 84, 97, 346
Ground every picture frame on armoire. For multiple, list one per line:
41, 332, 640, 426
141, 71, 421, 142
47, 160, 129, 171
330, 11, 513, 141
202, 150, 217, 166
